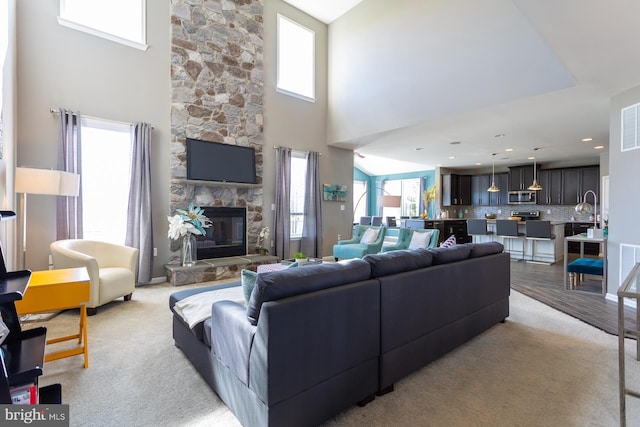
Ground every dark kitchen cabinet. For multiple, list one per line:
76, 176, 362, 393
471, 174, 491, 206
508, 166, 535, 191
538, 169, 563, 205
489, 173, 509, 206
562, 166, 599, 205
442, 174, 472, 206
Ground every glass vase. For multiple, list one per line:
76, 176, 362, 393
181, 233, 197, 267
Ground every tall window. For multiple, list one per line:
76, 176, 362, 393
353, 180, 368, 223
80, 118, 132, 244
277, 14, 315, 101
59, 0, 147, 50
290, 153, 307, 238
383, 179, 420, 218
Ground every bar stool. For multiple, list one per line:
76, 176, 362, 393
495, 219, 525, 260
359, 216, 372, 225
466, 219, 493, 243
371, 216, 383, 226
525, 220, 555, 264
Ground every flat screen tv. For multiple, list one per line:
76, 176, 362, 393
186, 138, 257, 184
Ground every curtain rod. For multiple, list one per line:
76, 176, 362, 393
273, 145, 322, 156
50, 108, 154, 129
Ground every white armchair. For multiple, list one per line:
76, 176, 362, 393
50, 240, 139, 315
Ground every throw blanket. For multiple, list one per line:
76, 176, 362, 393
174, 286, 245, 329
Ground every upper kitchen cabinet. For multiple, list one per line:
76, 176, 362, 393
538, 169, 563, 205
508, 165, 534, 191
562, 166, 599, 205
442, 174, 472, 206
489, 173, 509, 206
471, 174, 490, 206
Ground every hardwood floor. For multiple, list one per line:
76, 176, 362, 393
510, 259, 637, 337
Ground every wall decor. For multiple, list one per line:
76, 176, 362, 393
323, 184, 347, 202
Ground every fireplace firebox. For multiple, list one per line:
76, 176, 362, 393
197, 207, 247, 259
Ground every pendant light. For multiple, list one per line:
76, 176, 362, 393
527, 148, 542, 191
487, 153, 500, 192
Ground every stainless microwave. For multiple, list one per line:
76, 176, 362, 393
508, 191, 537, 204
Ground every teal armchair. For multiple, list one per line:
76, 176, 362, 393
333, 225, 387, 260
381, 228, 439, 252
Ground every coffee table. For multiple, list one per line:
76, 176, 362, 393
14, 268, 91, 368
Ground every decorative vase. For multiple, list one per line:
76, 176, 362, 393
181, 233, 197, 267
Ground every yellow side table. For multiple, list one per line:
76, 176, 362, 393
14, 268, 90, 368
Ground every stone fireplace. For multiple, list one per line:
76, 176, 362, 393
170, 0, 265, 263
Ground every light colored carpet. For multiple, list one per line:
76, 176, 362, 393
31, 281, 640, 427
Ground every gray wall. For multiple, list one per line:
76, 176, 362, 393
608, 85, 640, 295
263, 0, 354, 257
14, 0, 355, 275
16, 0, 170, 273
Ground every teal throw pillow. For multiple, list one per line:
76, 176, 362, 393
241, 269, 258, 303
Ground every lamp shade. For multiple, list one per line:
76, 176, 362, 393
15, 167, 80, 197
380, 195, 401, 208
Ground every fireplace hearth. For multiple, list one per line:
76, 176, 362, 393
197, 207, 247, 259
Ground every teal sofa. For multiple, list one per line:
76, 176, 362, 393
333, 225, 386, 260
381, 228, 440, 252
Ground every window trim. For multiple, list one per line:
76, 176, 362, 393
58, 0, 148, 51
276, 14, 316, 103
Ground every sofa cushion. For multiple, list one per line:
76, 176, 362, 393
241, 269, 258, 303
439, 234, 457, 248
425, 245, 471, 265
363, 250, 433, 278
408, 231, 432, 250
246, 259, 371, 326
464, 242, 504, 258
360, 227, 379, 244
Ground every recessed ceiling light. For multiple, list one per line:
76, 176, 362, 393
449, 156, 456, 159
415, 147, 424, 151
450, 141, 461, 145
505, 148, 513, 152
436, 164, 442, 167
528, 156, 535, 160
475, 162, 482, 166
582, 138, 593, 142
594, 145, 605, 149
494, 133, 505, 138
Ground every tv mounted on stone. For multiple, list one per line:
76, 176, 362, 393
186, 138, 257, 184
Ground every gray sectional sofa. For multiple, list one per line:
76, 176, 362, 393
169, 242, 510, 427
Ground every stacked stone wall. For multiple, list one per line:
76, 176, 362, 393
170, 0, 264, 256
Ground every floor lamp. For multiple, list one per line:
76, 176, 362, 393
15, 167, 80, 269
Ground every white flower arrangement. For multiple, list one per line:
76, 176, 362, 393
257, 226, 270, 252
167, 204, 212, 240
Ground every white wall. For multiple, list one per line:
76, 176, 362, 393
16, 0, 170, 274
607, 85, 640, 295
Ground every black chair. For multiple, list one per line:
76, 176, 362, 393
386, 216, 397, 227
371, 216, 383, 226
525, 220, 556, 264
496, 220, 525, 260
466, 219, 493, 242
359, 216, 372, 225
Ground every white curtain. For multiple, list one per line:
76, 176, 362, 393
300, 151, 322, 257
126, 122, 153, 284
57, 108, 83, 240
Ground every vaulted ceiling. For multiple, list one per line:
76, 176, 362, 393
284, 0, 640, 175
